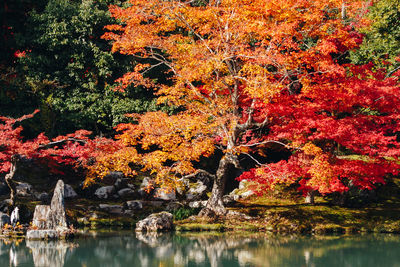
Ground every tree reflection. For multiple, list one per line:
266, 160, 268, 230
0, 233, 399, 266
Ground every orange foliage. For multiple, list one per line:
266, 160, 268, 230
89, 0, 400, 197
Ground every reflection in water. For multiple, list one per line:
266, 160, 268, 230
0, 232, 400, 266
26, 241, 76, 267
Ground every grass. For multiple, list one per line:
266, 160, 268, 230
175, 177, 400, 234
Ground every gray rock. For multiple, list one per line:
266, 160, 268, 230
186, 181, 207, 201
64, 184, 78, 199
32, 205, 51, 229
29, 180, 68, 237
153, 188, 176, 201
229, 188, 254, 201
126, 200, 143, 210
188, 200, 207, 208
118, 188, 136, 199
26, 230, 59, 240
98, 204, 123, 214
0, 212, 10, 228
16, 182, 32, 197
49, 180, 68, 231
94, 186, 115, 199
102, 171, 124, 184
135, 212, 174, 232
165, 202, 184, 211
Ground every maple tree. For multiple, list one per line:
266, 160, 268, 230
91, 0, 400, 215
0, 110, 117, 207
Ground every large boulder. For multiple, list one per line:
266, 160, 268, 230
136, 212, 174, 232
49, 180, 68, 231
118, 188, 136, 199
26, 230, 59, 240
28, 180, 68, 239
94, 186, 115, 199
31, 205, 51, 229
186, 181, 208, 201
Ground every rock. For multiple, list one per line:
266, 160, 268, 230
138, 177, 155, 197
29, 180, 68, 239
118, 188, 136, 199
0, 212, 10, 228
176, 178, 190, 195
99, 204, 124, 214
165, 202, 184, 211
16, 182, 32, 197
32, 205, 51, 229
64, 184, 78, 199
126, 200, 143, 210
153, 188, 176, 201
229, 188, 254, 201
238, 180, 248, 190
186, 181, 207, 201
26, 230, 59, 240
94, 186, 115, 199
135, 212, 174, 232
114, 178, 129, 190
49, 180, 68, 231
188, 200, 207, 208
222, 195, 235, 205
102, 171, 124, 184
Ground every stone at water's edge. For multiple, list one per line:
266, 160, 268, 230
49, 180, 68, 231
32, 205, 51, 230
26, 230, 59, 240
135, 212, 174, 232
27, 180, 69, 240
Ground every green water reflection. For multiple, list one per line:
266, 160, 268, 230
0, 232, 399, 267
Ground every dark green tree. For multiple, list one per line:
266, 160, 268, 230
19, 0, 159, 136
351, 0, 400, 74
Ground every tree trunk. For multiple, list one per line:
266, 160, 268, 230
5, 154, 20, 209
200, 154, 237, 217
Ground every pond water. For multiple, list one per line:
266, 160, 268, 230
1, 232, 400, 267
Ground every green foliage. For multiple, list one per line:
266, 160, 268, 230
172, 207, 201, 221
351, 0, 400, 72
18, 0, 156, 136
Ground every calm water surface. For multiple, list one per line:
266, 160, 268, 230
1, 232, 400, 267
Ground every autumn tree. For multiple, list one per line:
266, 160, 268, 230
91, 0, 400, 215
0, 110, 118, 207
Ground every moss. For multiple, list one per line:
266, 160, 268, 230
176, 223, 225, 232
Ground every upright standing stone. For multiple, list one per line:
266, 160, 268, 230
32, 205, 51, 230
49, 180, 67, 231
28, 180, 68, 239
